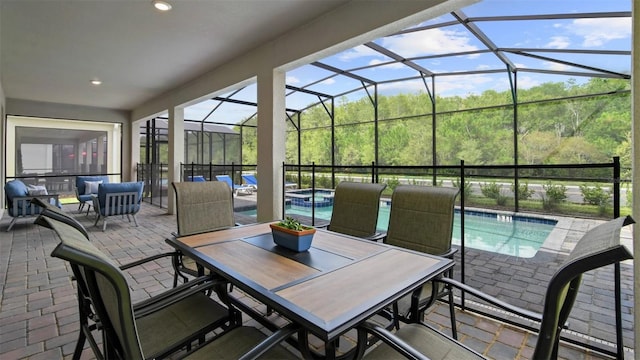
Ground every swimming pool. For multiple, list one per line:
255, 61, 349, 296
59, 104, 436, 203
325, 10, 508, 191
241, 205, 557, 258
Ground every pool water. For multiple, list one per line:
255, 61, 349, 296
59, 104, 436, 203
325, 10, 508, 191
241, 204, 557, 258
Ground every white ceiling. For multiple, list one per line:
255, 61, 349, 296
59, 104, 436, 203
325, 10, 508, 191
1, 0, 351, 111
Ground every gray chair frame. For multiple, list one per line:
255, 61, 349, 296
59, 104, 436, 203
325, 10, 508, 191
360, 216, 634, 360
93, 191, 140, 231
384, 185, 459, 327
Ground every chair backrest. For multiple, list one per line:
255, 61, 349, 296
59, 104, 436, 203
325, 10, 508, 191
215, 175, 235, 188
187, 175, 206, 182
44, 216, 144, 359
96, 182, 144, 215
385, 185, 459, 255
534, 215, 634, 359
76, 175, 110, 195
242, 174, 258, 186
31, 197, 90, 239
5, 179, 28, 207
172, 181, 235, 236
328, 181, 386, 238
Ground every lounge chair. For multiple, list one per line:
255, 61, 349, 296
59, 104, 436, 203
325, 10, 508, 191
360, 216, 635, 360
326, 181, 386, 240
241, 173, 297, 190
215, 175, 253, 195
384, 185, 459, 328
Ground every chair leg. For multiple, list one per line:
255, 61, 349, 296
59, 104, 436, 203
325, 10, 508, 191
102, 218, 108, 231
448, 284, 458, 339
131, 214, 138, 227
78, 202, 84, 213
6, 218, 17, 232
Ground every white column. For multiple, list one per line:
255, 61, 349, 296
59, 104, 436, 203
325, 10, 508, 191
256, 68, 286, 222
168, 107, 184, 214
632, 0, 639, 353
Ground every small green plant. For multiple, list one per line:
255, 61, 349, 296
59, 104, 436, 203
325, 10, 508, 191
541, 181, 567, 210
453, 178, 472, 200
480, 181, 508, 205
276, 217, 311, 231
511, 182, 535, 200
579, 184, 611, 215
386, 177, 400, 192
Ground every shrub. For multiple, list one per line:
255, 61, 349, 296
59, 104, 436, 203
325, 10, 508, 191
541, 182, 567, 210
579, 184, 611, 215
453, 178, 472, 200
385, 177, 400, 192
511, 182, 534, 200
480, 181, 508, 206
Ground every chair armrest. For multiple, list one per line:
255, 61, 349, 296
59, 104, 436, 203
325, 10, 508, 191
438, 248, 458, 259
364, 231, 387, 242
436, 277, 542, 323
238, 323, 301, 360
119, 251, 179, 270
133, 275, 223, 316
357, 322, 430, 360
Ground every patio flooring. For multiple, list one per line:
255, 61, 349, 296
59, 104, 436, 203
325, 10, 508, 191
0, 199, 634, 359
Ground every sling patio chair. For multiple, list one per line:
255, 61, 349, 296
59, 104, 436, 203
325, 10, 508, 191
215, 174, 253, 195
383, 185, 459, 329
171, 181, 237, 286
42, 214, 244, 360
359, 215, 634, 360
326, 181, 387, 241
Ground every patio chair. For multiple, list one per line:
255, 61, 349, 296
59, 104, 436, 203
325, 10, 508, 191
75, 175, 110, 214
241, 173, 297, 190
326, 181, 386, 240
4, 179, 60, 231
42, 214, 245, 360
92, 181, 144, 231
359, 215, 635, 360
215, 174, 253, 195
171, 181, 236, 286
31, 197, 90, 239
384, 185, 459, 328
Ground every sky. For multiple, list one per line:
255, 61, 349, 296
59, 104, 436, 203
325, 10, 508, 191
182, 0, 631, 125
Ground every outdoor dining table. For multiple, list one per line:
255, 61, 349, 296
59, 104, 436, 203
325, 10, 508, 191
166, 222, 454, 358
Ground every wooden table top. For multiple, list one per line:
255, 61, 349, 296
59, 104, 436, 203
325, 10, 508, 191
167, 223, 453, 341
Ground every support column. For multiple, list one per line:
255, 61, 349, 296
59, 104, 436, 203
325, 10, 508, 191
256, 68, 286, 222
168, 107, 184, 214
632, 0, 639, 354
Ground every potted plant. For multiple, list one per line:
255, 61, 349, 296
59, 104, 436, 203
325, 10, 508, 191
270, 217, 316, 252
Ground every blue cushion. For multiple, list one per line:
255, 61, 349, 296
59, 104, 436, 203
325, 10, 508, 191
5, 180, 29, 207
75, 176, 110, 198
187, 175, 206, 182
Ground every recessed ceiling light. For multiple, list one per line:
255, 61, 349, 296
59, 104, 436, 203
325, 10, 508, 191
152, 0, 172, 11
90, 79, 102, 86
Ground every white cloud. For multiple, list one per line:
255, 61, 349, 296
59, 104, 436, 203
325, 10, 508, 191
286, 75, 300, 84
321, 78, 336, 85
546, 36, 570, 49
543, 61, 570, 72
568, 18, 631, 47
382, 28, 479, 57
339, 45, 380, 61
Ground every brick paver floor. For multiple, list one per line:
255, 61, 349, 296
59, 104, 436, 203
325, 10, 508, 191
0, 202, 634, 359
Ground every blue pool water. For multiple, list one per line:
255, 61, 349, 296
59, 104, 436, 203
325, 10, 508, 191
241, 205, 557, 258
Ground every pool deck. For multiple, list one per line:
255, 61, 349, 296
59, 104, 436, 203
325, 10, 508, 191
0, 198, 634, 359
